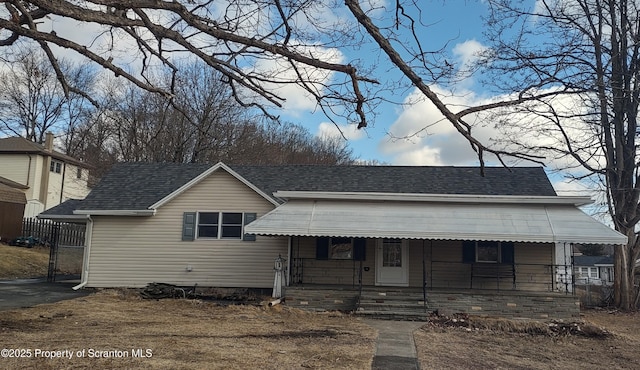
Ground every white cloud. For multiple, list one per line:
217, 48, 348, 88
317, 122, 365, 141
379, 82, 608, 172
378, 85, 497, 165
453, 39, 487, 68
552, 177, 597, 196
248, 43, 345, 115
392, 146, 443, 165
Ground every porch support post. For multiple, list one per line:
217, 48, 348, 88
287, 236, 292, 287
422, 240, 427, 312
553, 242, 573, 293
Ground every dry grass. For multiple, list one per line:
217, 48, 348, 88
0, 289, 377, 369
0, 243, 49, 279
1, 287, 639, 370
415, 310, 640, 369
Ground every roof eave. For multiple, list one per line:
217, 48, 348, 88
37, 214, 89, 222
149, 162, 280, 209
272, 191, 593, 206
73, 209, 156, 216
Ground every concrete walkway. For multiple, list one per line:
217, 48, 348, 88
365, 319, 424, 370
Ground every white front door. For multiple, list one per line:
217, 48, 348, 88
375, 238, 408, 286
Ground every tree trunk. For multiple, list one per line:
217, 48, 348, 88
614, 227, 633, 309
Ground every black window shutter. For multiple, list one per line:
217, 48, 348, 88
243, 213, 257, 241
316, 237, 329, 260
182, 212, 196, 241
353, 238, 366, 261
462, 240, 475, 263
501, 242, 515, 264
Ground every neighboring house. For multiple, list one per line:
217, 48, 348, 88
573, 255, 614, 286
40, 162, 627, 319
0, 134, 92, 217
0, 176, 27, 241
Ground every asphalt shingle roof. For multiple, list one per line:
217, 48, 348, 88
40, 199, 85, 216
0, 137, 90, 168
0, 182, 26, 204
75, 162, 556, 212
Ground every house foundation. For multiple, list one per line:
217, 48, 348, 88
285, 286, 580, 321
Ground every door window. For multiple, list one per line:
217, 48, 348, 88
382, 238, 402, 267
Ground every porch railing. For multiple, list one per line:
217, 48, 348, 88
290, 258, 574, 294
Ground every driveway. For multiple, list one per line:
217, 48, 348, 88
0, 278, 91, 311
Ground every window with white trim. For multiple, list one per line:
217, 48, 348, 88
575, 266, 599, 279
197, 212, 244, 239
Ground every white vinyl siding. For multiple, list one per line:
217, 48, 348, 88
86, 169, 286, 288
59, 163, 90, 203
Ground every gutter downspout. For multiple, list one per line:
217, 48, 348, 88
26, 154, 32, 186
40, 132, 54, 208
59, 162, 66, 205
73, 215, 93, 290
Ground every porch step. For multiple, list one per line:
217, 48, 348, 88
359, 290, 426, 301
355, 309, 430, 321
285, 287, 358, 311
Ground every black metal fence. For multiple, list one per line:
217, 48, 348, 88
21, 218, 86, 282
22, 218, 85, 246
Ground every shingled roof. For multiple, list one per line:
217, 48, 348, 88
574, 255, 614, 266
0, 182, 26, 204
0, 137, 90, 168
74, 162, 556, 212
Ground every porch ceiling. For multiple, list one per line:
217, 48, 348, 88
245, 199, 627, 245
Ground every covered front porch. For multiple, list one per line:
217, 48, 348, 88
283, 236, 580, 320
288, 237, 571, 292
246, 191, 627, 319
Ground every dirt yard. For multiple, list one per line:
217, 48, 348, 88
415, 309, 640, 369
0, 289, 377, 369
1, 288, 639, 370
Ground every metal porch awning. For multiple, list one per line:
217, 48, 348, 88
245, 199, 627, 245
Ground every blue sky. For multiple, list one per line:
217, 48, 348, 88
278, 1, 496, 165
260, 0, 600, 202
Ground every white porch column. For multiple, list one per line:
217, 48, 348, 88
553, 242, 573, 292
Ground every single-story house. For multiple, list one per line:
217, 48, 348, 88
573, 255, 614, 286
41, 162, 627, 320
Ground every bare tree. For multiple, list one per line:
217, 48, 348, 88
69, 62, 355, 172
0, 47, 95, 144
470, 0, 640, 309
0, 0, 540, 166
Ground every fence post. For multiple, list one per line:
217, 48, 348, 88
46, 223, 60, 282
